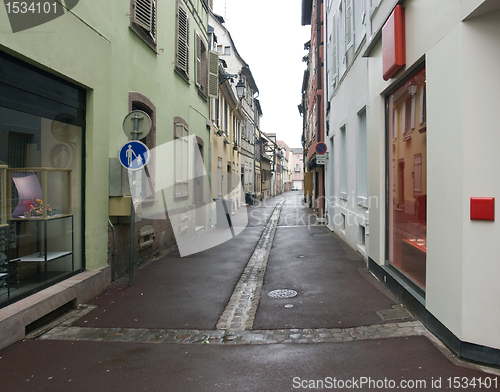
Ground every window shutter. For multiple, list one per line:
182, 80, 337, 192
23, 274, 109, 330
331, 17, 338, 80
134, 0, 152, 32
208, 50, 219, 98
195, 35, 202, 87
419, 87, 426, 125
361, 0, 366, 24
150, 0, 156, 40
410, 96, 416, 130
176, 5, 189, 74
345, 0, 354, 49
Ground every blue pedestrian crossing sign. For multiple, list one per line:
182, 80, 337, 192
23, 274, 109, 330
119, 140, 149, 171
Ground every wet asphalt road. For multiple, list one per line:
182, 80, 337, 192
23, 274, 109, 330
0, 192, 498, 391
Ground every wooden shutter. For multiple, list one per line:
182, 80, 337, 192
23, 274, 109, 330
176, 4, 189, 74
345, 0, 354, 49
331, 16, 337, 80
134, 0, 152, 32
208, 50, 219, 98
195, 35, 202, 87
150, 0, 156, 40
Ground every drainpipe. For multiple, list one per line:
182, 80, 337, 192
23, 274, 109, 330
108, 219, 116, 283
230, 106, 239, 206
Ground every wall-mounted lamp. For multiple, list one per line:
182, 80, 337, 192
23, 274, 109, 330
235, 79, 246, 100
219, 72, 246, 101
409, 83, 418, 97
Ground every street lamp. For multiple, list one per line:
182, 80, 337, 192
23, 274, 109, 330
235, 78, 246, 100
218, 72, 246, 101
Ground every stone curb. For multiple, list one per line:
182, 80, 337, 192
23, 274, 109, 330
38, 320, 430, 345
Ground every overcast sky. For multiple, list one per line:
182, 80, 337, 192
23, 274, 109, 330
212, 0, 311, 149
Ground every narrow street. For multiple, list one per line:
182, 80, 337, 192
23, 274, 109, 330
0, 192, 497, 391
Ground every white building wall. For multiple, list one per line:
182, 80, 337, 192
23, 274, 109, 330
324, 0, 369, 258
460, 10, 500, 350
367, 0, 500, 353
426, 26, 464, 340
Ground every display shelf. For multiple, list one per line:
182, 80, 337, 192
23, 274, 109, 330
401, 239, 426, 289
7, 167, 72, 219
8, 215, 73, 281
402, 238, 426, 253
19, 251, 72, 263
9, 214, 73, 222
3, 168, 74, 298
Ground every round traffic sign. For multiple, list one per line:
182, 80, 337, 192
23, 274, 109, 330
122, 110, 152, 139
119, 140, 149, 171
315, 142, 327, 155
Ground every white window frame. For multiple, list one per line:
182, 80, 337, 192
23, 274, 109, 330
339, 123, 347, 200
356, 107, 368, 207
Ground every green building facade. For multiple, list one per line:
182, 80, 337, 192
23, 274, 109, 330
0, 0, 213, 310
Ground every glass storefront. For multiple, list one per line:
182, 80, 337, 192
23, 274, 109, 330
386, 66, 427, 290
0, 52, 85, 307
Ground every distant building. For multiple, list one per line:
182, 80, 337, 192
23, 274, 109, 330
210, 12, 260, 206
301, 0, 325, 223
277, 141, 292, 192
291, 148, 304, 190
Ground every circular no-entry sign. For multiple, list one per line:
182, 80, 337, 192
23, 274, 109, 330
315, 142, 327, 155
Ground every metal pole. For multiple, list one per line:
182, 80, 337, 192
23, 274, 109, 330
129, 114, 142, 286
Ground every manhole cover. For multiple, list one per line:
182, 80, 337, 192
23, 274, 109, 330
376, 307, 413, 321
267, 289, 298, 299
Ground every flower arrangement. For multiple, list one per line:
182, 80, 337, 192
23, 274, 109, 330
24, 199, 55, 217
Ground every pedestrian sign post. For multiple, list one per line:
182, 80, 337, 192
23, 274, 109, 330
121, 110, 152, 287
119, 140, 149, 171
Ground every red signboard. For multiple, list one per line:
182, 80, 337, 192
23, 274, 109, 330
382, 5, 406, 81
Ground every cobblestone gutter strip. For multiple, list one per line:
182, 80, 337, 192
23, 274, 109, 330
37, 321, 430, 345
216, 200, 286, 331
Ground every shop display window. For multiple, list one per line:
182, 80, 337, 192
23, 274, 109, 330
386, 67, 427, 289
0, 110, 83, 305
0, 51, 86, 306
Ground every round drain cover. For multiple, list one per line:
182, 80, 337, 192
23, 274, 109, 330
267, 289, 298, 299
